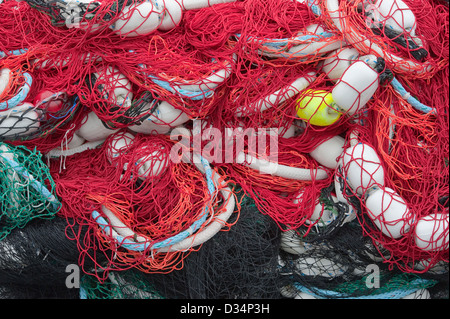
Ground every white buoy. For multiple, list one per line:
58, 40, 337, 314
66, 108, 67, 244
94, 66, 133, 109
402, 289, 431, 299
111, 0, 164, 37
414, 213, 449, 252
322, 47, 360, 82
134, 144, 170, 179
0, 103, 41, 139
105, 131, 169, 179
105, 131, 135, 163
280, 229, 307, 255
76, 111, 119, 142
341, 143, 385, 195
293, 191, 339, 226
158, 0, 183, 31
294, 292, 317, 299
294, 256, 347, 278
308, 195, 339, 226
365, 186, 414, 239
129, 100, 190, 135
331, 60, 380, 115
366, 0, 417, 35
235, 73, 316, 117
280, 284, 317, 299
277, 121, 298, 139
65, 132, 86, 149
309, 135, 346, 169
0, 68, 12, 96
180, 0, 237, 11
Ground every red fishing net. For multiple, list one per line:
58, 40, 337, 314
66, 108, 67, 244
0, 0, 448, 299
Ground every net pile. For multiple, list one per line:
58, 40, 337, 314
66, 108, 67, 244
80, 194, 283, 299
0, 142, 60, 240
0, 0, 448, 299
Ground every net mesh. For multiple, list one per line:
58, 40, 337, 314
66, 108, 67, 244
278, 220, 448, 299
80, 193, 282, 299
0, 142, 60, 240
46, 131, 239, 282
0, 216, 96, 299
0, 0, 448, 300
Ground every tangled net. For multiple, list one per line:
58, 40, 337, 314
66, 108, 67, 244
0, 0, 448, 300
0, 142, 60, 240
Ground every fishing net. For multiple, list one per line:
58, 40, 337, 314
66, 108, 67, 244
47, 131, 238, 282
80, 193, 283, 299
79, 268, 166, 299
0, 0, 448, 301
278, 220, 448, 299
328, 6, 449, 272
319, 0, 446, 77
0, 216, 97, 299
0, 142, 61, 240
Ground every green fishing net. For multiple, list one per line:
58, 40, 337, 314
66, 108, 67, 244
288, 271, 438, 299
0, 142, 61, 239
80, 270, 166, 299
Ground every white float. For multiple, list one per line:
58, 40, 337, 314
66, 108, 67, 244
93, 66, 133, 109
341, 142, 385, 195
111, 0, 164, 37
324, 0, 431, 75
0, 103, 41, 139
158, 0, 183, 31
105, 131, 170, 179
309, 135, 346, 169
294, 256, 347, 278
414, 213, 449, 252
293, 191, 339, 227
365, 0, 418, 36
0, 68, 11, 96
76, 111, 119, 142
111, 0, 237, 37
401, 289, 431, 299
331, 60, 380, 115
129, 100, 190, 135
105, 131, 135, 162
236, 73, 316, 117
365, 186, 414, 239
236, 151, 329, 181
65, 132, 86, 149
280, 229, 307, 255
322, 47, 360, 82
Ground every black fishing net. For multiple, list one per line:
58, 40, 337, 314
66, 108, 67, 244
0, 216, 103, 299
278, 220, 449, 299
80, 194, 284, 299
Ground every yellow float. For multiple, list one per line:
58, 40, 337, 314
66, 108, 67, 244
296, 89, 341, 126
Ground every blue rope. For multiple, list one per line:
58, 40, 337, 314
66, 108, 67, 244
79, 286, 88, 299
306, 0, 322, 16
130, 49, 217, 101
47, 95, 79, 120
0, 72, 33, 111
293, 278, 434, 299
390, 77, 436, 114
0, 48, 28, 59
147, 74, 215, 100
0, 150, 61, 212
91, 155, 216, 251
